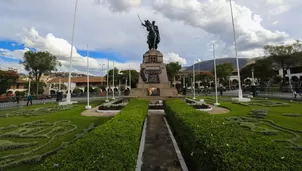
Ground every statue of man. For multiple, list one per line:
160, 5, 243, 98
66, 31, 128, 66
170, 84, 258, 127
140, 19, 160, 50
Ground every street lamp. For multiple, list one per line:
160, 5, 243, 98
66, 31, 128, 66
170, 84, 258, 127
251, 67, 255, 86
100, 63, 105, 93
28, 73, 32, 96
66, 0, 79, 104
193, 59, 201, 100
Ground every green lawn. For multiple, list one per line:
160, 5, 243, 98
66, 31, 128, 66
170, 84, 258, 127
0, 101, 110, 171
192, 96, 302, 148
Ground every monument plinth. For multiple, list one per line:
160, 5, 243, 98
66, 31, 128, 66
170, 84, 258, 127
129, 18, 178, 100
130, 49, 178, 100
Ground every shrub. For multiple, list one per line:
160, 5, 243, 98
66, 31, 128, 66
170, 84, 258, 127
164, 99, 302, 171
36, 98, 149, 171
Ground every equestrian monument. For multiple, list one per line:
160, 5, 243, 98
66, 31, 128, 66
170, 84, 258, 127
129, 18, 178, 100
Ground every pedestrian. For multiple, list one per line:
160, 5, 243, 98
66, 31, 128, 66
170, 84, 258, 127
26, 94, 33, 106
16, 95, 20, 104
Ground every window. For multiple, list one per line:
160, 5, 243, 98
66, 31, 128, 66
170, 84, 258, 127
150, 56, 157, 63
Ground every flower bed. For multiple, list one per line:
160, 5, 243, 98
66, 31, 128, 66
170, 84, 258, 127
185, 98, 211, 111
97, 98, 128, 111
36, 98, 149, 171
233, 100, 289, 107
164, 99, 302, 171
0, 105, 74, 118
0, 119, 95, 170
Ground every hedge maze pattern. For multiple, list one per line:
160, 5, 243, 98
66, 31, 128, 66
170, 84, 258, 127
0, 105, 74, 118
226, 109, 302, 149
0, 119, 96, 170
232, 100, 290, 107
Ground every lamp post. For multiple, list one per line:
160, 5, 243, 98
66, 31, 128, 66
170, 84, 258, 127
193, 59, 201, 99
129, 64, 131, 89
28, 74, 32, 96
59, 79, 61, 92
251, 67, 256, 97
112, 61, 115, 100
213, 43, 220, 106
85, 44, 91, 109
251, 67, 255, 86
105, 59, 109, 102
100, 63, 105, 93
229, 0, 243, 100
182, 75, 186, 95
66, 0, 79, 104
287, 68, 292, 90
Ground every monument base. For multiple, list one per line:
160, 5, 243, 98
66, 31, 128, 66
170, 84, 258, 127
214, 102, 220, 106
231, 97, 251, 102
85, 105, 92, 109
59, 101, 78, 106
129, 49, 179, 100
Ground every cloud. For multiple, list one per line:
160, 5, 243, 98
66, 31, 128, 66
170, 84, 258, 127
99, 0, 141, 12
268, 5, 291, 15
265, 0, 285, 5
272, 21, 279, 25
152, 0, 289, 54
0, 48, 29, 60
0, 0, 300, 75
163, 52, 187, 65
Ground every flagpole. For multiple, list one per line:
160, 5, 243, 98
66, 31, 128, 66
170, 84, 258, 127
112, 61, 115, 100
229, 0, 243, 100
213, 43, 220, 106
66, 0, 78, 104
85, 44, 91, 109
105, 59, 109, 102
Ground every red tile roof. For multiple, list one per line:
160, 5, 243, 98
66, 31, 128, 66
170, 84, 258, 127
47, 76, 106, 83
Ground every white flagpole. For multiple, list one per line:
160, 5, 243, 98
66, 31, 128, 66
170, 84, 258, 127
112, 61, 115, 100
213, 43, 220, 106
129, 64, 131, 89
229, 0, 243, 100
105, 59, 109, 102
85, 44, 91, 109
66, 0, 79, 104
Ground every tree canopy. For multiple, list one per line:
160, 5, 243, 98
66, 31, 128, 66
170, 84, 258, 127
213, 63, 234, 82
105, 68, 139, 88
0, 70, 19, 95
240, 57, 277, 85
21, 51, 59, 95
166, 62, 182, 82
264, 40, 302, 83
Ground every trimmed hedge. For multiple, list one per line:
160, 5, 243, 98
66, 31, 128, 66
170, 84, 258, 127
164, 99, 302, 171
35, 98, 149, 171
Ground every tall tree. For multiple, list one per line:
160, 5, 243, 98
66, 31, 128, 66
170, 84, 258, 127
264, 40, 302, 84
105, 68, 120, 86
0, 70, 19, 95
195, 72, 214, 86
166, 62, 182, 82
214, 63, 234, 82
21, 51, 59, 95
120, 69, 139, 88
240, 57, 277, 85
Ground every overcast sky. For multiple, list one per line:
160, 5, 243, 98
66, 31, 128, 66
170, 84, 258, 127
0, 0, 300, 75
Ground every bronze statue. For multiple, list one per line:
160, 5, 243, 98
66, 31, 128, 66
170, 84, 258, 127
138, 15, 160, 50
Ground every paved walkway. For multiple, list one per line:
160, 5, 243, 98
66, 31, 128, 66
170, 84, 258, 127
141, 110, 184, 171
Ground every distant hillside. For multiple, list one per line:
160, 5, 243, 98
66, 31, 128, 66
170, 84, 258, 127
184, 57, 251, 71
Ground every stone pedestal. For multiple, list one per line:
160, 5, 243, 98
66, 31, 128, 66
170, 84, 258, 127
130, 49, 178, 100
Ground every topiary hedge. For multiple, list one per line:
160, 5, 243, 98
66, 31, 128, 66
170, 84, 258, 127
164, 99, 302, 171
35, 98, 149, 171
